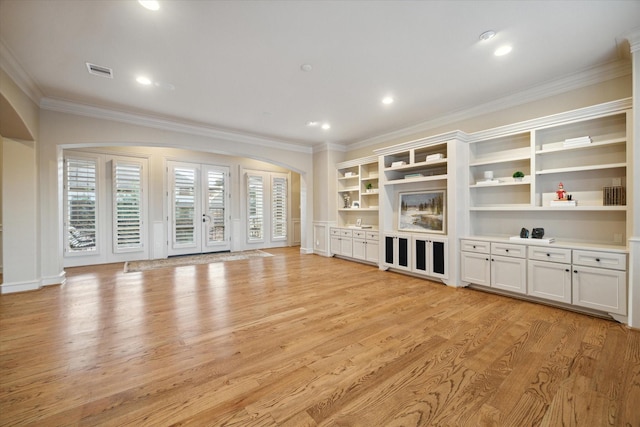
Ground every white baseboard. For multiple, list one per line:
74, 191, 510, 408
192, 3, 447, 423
1, 280, 41, 294
41, 271, 66, 287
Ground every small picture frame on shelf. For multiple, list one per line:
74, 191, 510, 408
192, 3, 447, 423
355, 218, 362, 227
352, 201, 360, 208
398, 190, 446, 233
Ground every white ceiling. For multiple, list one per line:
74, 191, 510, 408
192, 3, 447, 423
1, 0, 638, 148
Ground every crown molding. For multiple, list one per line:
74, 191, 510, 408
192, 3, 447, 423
40, 98, 313, 154
624, 27, 640, 53
349, 59, 632, 151
467, 97, 632, 142
312, 142, 348, 154
374, 130, 468, 156
0, 39, 43, 104
336, 154, 378, 169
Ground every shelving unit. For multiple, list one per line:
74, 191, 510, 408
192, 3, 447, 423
460, 98, 632, 322
374, 131, 467, 286
335, 155, 379, 229
465, 99, 632, 247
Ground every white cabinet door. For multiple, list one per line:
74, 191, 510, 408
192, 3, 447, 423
573, 265, 627, 315
528, 260, 572, 303
460, 251, 490, 286
383, 233, 411, 271
330, 235, 342, 256
340, 236, 353, 258
352, 238, 366, 260
413, 236, 448, 279
491, 255, 526, 294
366, 240, 379, 264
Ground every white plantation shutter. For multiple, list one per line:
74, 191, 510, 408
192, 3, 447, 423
65, 157, 98, 253
113, 161, 143, 251
206, 169, 226, 243
247, 174, 264, 241
174, 167, 197, 245
272, 175, 287, 240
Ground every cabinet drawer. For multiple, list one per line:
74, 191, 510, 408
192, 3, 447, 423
461, 240, 490, 254
491, 242, 526, 258
352, 230, 366, 239
340, 229, 353, 238
366, 231, 379, 240
330, 228, 341, 236
573, 250, 626, 271
528, 246, 572, 263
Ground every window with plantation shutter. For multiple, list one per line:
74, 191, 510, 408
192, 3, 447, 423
247, 174, 264, 241
272, 175, 287, 240
65, 157, 98, 253
113, 161, 143, 252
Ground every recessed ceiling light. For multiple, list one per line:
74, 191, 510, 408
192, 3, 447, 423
494, 45, 513, 56
382, 96, 394, 105
479, 30, 496, 41
321, 123, 331, 130
136, 76, 153, 85
138, 0, 160, 11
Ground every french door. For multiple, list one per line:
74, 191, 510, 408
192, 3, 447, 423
168, 162, 230, 256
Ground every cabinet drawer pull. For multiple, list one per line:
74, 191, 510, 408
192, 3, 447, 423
473, 245, 476, 248
595, 258, 600, 262
573, 270, 578, 274
505, 249, 509, 252
565, 269, 570, 272
546, 253, 550, 257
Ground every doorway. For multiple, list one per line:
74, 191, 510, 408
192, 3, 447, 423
168, 161, 230, 256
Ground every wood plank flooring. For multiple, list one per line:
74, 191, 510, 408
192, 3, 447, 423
1, 247, 639, 426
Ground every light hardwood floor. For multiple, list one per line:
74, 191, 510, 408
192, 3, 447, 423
1, 247, 639, 426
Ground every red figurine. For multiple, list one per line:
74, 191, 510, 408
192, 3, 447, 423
556, 182, 566, 200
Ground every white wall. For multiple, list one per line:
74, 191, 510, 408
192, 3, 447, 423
2, 137, 39, 291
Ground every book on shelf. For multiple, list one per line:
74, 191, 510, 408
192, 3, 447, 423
603, 186, 625, 206
404, 173, 424, 179
550, 199, 577, 207
391, 160, 407, 167
349, 225, 373, 229
425, 153, 444, 161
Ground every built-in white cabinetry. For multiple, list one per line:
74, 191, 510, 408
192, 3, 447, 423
460, 240, 526, 294
330, 228, 353, 258
490, 242, 527, 294
331, 227, 378, 265
461, 99, 631, 322
572, 250, 627, 315
374, 132, 466, 285
461, 238, 627, 319
460, 243, 490, 286
352, 230, 379, 264
527, 246, 572, 303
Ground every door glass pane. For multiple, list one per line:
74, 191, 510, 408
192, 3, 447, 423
113, 162, 143, 251
66, 158, 97, 252
206, 169, 226, 243
272, 176, 287, 240
247, 175, 264, 241
174, 167, 196, 245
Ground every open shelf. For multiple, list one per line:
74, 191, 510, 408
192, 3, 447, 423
536, 163, 626, 175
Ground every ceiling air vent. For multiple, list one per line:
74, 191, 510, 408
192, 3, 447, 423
86, 62, 113, 78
